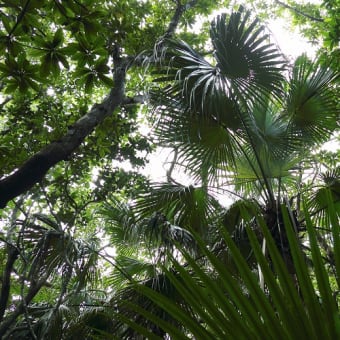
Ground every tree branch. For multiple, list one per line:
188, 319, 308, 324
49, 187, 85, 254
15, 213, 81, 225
0, 61, 126, 209
0, 199, 24, 323
0, 1, 198, 209
0, 277, 47, 338
8, 0, 32, 36
275, 0, 324, 23
0, 246, 19, 323
166, 148, 181, 185
122, 94, 147, 106
163, 0, 197, 39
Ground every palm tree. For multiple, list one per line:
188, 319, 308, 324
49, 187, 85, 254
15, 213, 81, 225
144, 5, 339, 267
59, 6, 339, 338
125, 199, 340, 339
116, 6, 340, 337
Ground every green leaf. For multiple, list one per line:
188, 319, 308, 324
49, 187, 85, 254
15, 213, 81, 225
1, 16, 12, 33
84, 73, 95, 92
98, 74, 114, 87
285, 54, 339, 146
300, 200, 339, 339
57, 53, 70, 70
53, 28, 64, 47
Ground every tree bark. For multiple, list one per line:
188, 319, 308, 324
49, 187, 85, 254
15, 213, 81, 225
0, 246, 19, 323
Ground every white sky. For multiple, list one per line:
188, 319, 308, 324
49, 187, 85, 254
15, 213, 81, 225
267, 18, 318, 59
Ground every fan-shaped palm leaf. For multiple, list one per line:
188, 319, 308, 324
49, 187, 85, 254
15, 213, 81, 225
210, 7, 285, 103
111, 272, 188, 339
153, 99, 237, 181
100, 196, 198, 300
21, 215, 99, 283
135, 182, 223, 236
5, 215, 101, 339
109, 255, 157, 291
151, 7, 287, 202
284, 54, 339, 146
100, 197, 139, 250
307, 166, 340, 227
63, 306, 116, 339
155, 6, 285, 116
101, 195, 196, 254
226, 148, 300, 198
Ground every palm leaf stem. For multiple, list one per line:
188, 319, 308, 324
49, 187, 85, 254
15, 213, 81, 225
93, 247, 134, 284
239, 109, 275, 204
166, 148, 181, 185
207, 184, 247, 201
231, 129, 275, 205
324, 190, 340, 289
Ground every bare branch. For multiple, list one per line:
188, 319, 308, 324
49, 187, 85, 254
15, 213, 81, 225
166, 148, 179, 183
275, 0, 324, 22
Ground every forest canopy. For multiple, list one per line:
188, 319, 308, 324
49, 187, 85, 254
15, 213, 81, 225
0, 0, 339, 338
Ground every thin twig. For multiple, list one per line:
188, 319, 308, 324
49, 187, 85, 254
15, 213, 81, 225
8, 0, 32, 36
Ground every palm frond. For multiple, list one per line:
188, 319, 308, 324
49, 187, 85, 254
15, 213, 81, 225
284, 54, 339, 146
21, 215, 98, 282
134, 182, 222, 236
112, 272, 186, 339
210, 6, 285, 104
307, 166, 340, 227
152, 96, 237, 181
124, 201, 339, 338
152, 5, 285, 125
100, 197, 139, 249
108, 256, 157, 290
101, 195, 197, 255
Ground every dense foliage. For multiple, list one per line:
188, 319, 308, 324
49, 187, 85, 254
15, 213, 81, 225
0, 0, 339, 339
